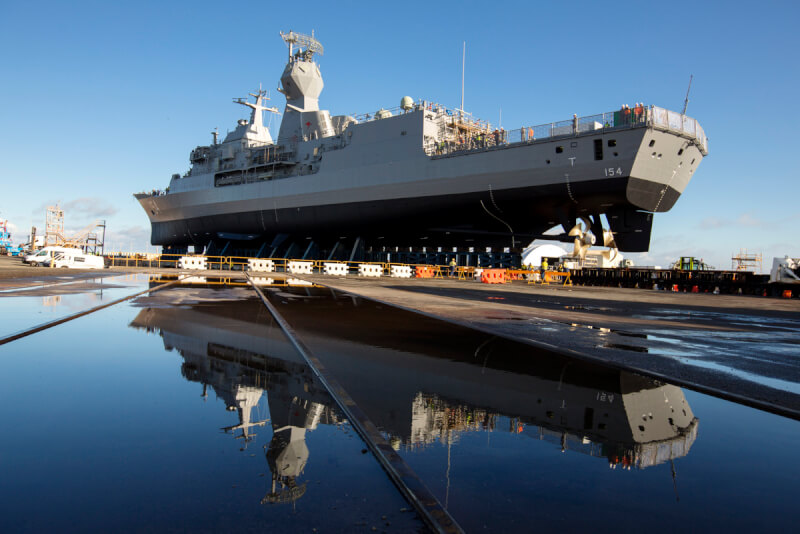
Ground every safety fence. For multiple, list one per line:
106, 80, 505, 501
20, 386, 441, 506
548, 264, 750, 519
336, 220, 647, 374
123, 256, 791, 296
106, 253, 575, 285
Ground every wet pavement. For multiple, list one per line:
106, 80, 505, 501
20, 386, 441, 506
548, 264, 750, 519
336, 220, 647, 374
0, 275, 798, 532
0, 274, 153, 339
302, 276, 800, 416
0, 285, 424, 533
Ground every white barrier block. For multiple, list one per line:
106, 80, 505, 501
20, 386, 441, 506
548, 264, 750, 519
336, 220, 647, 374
179, 256, 207, 270
288, 261, 314, 274
358, 263, 383, 277
248, 259, 275, 273
390, 265, 413, 278
323, 262, 349, 276
287, 278, 313, 286
180, 276, 207, 284
250, 276, 275, 286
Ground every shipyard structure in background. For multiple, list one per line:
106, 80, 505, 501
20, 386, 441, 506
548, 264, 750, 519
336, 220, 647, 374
136, 31, 707, 259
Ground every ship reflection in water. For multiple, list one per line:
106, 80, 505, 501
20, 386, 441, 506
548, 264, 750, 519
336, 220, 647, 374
131, 281, 698, 511
131, 294, 338, 506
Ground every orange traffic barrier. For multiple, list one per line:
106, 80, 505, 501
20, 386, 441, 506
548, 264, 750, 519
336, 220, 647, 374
783, 289, 793, 299
543, 270, 572, 285
480, 268, 506, 284
415, 266, 434, 278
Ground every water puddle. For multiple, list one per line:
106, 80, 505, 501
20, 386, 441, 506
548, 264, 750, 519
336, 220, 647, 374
0, 279, 797, 531
264, 286, 799, 531
0, 285, 423, 532
0, 273, 154, 339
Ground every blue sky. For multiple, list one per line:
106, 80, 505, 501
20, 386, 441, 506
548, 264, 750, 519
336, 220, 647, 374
1, 0, 798, 270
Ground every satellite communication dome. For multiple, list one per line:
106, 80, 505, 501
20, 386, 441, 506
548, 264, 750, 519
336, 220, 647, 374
400, 96, 414, 111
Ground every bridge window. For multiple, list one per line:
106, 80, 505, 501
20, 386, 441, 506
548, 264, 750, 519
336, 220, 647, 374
648, 139, 656, 147
594, 139, 603, 160
607, 139, 617, 147
678, 148, 684, 155
555, 146, 564, 153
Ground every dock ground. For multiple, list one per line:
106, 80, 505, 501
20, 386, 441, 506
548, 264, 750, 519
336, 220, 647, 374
2, 255, 799, 531
2, 255, 798, 417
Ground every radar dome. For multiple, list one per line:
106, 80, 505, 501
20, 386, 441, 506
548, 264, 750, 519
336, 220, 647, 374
400, 96, 414, 111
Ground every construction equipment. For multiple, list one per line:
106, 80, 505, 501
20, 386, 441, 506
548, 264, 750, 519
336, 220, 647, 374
42, 204, 106, 254
671, 257, 714, 271
770, 256, 800, 284
732, 249, 762, 272
0, 219, 22, 256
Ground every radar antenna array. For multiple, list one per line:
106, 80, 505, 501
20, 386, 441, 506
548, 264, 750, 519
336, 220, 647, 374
280, 30, 323, 57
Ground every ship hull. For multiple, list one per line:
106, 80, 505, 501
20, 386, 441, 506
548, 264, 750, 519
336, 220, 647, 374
137, 109, 704, 252
144, 176, 680, 249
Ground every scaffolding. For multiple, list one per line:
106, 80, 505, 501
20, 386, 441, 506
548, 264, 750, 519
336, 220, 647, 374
44, 205, 65, 247
731, 249, 762, 272
42, 204, 106, 254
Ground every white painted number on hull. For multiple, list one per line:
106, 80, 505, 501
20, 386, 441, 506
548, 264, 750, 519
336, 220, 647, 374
604, 167, 623, 177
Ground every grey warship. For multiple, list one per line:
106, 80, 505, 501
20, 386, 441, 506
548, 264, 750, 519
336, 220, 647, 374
136, 31, 708, 255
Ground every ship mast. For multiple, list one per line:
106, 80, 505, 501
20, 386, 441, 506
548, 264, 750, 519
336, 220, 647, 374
233, 88, 279, 129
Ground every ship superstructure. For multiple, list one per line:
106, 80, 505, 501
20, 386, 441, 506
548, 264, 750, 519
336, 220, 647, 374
136, 31, 708, 256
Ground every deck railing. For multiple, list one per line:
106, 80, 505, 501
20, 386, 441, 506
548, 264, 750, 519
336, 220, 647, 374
424, 105, 708, 157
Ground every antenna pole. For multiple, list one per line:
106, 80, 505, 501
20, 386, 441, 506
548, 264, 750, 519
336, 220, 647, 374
460, 41, 465, 115
682, 74, 693, 115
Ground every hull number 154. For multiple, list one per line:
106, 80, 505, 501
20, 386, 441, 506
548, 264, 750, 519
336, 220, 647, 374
604, 167, 623, 177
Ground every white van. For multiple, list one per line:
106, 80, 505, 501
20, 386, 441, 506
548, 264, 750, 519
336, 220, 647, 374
24, 246, 82, 266
50, 250, 105, 269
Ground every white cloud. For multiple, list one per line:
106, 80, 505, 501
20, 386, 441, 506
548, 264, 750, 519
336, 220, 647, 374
104, 225, 153, 253
696, 216, 727, 230
63, 197, 118, 218
736, 213, 763, 227
30, 198, 118, 220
